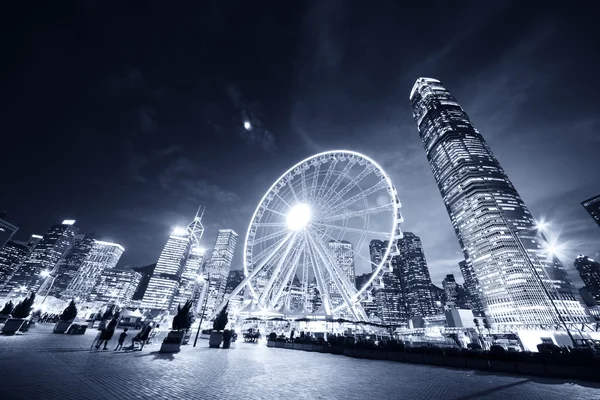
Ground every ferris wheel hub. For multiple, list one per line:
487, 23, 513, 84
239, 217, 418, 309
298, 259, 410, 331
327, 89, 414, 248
286, 203, 312, 231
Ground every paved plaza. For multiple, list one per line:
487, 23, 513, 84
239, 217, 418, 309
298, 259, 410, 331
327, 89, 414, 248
0, 324, 598, 400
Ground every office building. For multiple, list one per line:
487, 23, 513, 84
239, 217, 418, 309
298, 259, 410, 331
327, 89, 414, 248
131, 263, 156, 301
0, 241, 29, 294
396, 232, 437, 318
89, 268, 142, 306
458, 260, 485, 316
170, 247, 205, 311
4, 220, 78, 296
574, 255, 600, 305
411, 77, 590, 327
442, 274, 459, 308
0, 217, 18, 248
203, 229, 238, 318
327, 240, 355, 315
582, 195, 600, 228
61, 240, 124, 301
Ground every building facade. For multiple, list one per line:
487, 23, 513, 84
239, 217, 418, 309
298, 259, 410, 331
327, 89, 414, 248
327, 240, 355, 314
411, 77, 590, 327
0, 240, 30, 297
170, 248, 205, 311
442, 274, 459, 308
0, 217, 18, 248
202, 229, 238, 319
141, 227, 191, 310
458, 260, 485, 316
89, 268, 142, 306
4, 220, 78, 296
574, 255, 600, 306
396, 232, 437, 318
582, 195, 600, 228
61, 240, 124, 301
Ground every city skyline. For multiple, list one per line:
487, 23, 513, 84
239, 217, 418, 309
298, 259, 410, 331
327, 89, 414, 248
2, 2, 599, 289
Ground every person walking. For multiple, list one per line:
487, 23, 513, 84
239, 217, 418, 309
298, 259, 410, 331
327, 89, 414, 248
114, 328, 128, 351
96, 316, 118, 350
91, 319, 108, 349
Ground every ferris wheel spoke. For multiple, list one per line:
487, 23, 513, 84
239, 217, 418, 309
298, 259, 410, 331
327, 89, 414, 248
263, 208, 288, 218
253, 222, 287, 228
319, 203, 394, 222
270, 240, 305, 308
251, 232, 293, 265
285, 174, 303, 205
311, 222, 392, 238
318, 162, 355, 209
315, 159, 338, 204
258, 233, 298, 306
324, 180, 389, 216
305, 230, 361, 318
300, 168, 308, 201
250, 229, 288, 246
316, 228, 383, 272
274, 193, 292, 209
320, 165, 372, 210
303, 230, 332, 315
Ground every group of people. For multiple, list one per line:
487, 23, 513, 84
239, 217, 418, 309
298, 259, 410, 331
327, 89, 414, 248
90, 317, 162, 351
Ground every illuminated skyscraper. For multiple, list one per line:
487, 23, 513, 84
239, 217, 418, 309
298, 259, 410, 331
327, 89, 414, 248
4, 220, 78, 296
141, 227, 191, 310
442, 274, 459, 308
203, 229, 238, 318
582, 195, 600, 228
89, 268, 142, 306
574, 255, 600, 305
61, 240, 124, 301
411, 77, 590, 327
327, 240, 355, 314
142, 208, 206, 311
0, 241, 29, 295
368, 239, 406, 325
458, 260, 484, 315
396, 232, 437, 318
0, 217, 18, 248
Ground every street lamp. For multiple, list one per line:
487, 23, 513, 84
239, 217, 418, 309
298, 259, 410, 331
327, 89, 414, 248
39, 270, 59, 304
193, 273, 211, 347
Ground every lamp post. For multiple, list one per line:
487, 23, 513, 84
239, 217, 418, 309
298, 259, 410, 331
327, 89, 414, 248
39, 270, 59, 304
510, 224, 577, 347
193, 272, 211, 347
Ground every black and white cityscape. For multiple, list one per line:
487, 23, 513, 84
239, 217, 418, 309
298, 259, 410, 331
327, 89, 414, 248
1, 2, 599, 399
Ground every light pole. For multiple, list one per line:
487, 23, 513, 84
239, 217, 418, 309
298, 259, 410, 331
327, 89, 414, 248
39, 270, 59, 304
193, 272, 211, 347
511, 225, 577, 347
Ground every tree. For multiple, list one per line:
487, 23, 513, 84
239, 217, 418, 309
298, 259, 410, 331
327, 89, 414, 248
213, 302, 229, 331
473, 318, 480, 332
0, 301, 14, 315
483, 318, 490, 333
60, 300, 78, 322
172, 300, 194, 331
12, 293, 36, 319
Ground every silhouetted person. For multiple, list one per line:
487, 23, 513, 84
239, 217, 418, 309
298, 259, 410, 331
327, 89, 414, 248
114, 328, 128, 351
97, 317, 118, 350
91, 319, 108, 349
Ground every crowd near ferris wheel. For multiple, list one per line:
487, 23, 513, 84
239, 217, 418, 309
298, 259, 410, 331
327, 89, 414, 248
212, 150, 403, 321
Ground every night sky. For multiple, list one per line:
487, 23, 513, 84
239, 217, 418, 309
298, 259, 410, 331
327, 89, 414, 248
2, 1, 599, 286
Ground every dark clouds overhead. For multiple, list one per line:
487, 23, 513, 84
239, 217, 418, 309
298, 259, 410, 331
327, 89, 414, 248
2, 1, 599, 285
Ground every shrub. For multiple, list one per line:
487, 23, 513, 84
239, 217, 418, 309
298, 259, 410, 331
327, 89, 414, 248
163, 330, 184, 344
489, 345, 506, 355
12, 293, 35, 319
268, 332, 277, 341
537, 343, 562, 354
467, 342, 483, 351
60, 300, 78, 322
212, 302, 229, 331
172, 300, 194, 331
0, 300, 14, 315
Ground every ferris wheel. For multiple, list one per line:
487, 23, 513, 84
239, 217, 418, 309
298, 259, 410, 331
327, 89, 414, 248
214, 150, 402, 321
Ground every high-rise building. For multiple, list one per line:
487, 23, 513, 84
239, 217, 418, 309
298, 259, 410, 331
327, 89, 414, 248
61, 240, 124, 301
141, 227, 191, 310
396, 232, 437, 318
574, 255, 600, 305
89, 268, 142, 306
411, 77, 590, 327
0, 217, 18, 248
37, 234, 96, 298
0, 241, 29, 294
4, 220, 78, 296
582, 195, 600, 228
223, 269, 245, 313
327, 240, 355, 315
203, 229, 238, 318
442, 274, 459, 308
131, 263, 156, 301
367, 239, 406, 324
458, 260, 484, 316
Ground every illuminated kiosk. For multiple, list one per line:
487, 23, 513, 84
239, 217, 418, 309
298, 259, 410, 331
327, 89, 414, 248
211, 150, 402, 322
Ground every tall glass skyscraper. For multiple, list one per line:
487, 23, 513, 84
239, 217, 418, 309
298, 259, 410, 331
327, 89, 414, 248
458, 260, 484, 316
327, 240, 355, 314
4, 220, 78, 296
574, 255, 600, 305
410, 77, 590, 327
61, 240, 124, 301
141, 227, 191, 310
89, 268, 142, 307
0, 217, 18, 248
396, 232, 437, 318
582, 195, 600, 228
203, 229, 238, 319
